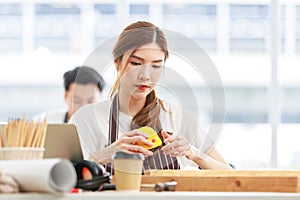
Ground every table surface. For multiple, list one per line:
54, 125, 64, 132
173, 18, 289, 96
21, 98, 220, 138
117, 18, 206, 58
1, 192, 300, 200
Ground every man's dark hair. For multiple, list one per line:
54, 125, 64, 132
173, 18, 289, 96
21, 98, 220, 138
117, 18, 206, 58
63, 66, 105, 92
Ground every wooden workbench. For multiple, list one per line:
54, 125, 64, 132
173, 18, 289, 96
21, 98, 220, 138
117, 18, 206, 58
142, 170, 300, 193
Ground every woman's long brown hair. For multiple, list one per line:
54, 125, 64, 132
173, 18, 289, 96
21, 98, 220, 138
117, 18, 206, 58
110, 21, 169, 134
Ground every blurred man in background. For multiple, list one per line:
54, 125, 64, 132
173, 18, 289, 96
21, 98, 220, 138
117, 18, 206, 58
33, 66, 105, 123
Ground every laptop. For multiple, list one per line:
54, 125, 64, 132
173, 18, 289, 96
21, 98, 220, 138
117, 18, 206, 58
44, 124, 83, 162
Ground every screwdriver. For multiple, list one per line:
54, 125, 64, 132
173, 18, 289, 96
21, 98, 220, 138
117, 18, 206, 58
141, 181, 177, 192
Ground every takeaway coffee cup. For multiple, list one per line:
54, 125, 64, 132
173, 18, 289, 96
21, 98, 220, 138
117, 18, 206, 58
113, 151, 144, 191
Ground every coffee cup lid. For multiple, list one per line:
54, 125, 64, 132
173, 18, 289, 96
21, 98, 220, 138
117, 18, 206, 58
113, 151, 144, 160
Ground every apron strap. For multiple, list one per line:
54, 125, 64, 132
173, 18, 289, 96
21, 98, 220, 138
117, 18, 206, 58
106, 94, 119, 174
108, 94, 119, 145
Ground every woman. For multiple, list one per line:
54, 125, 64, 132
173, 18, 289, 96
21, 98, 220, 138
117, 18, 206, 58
70, 21, 232, 170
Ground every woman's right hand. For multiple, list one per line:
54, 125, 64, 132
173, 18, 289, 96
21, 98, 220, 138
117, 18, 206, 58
0, 174, 19, 193
113, 129, 154, 157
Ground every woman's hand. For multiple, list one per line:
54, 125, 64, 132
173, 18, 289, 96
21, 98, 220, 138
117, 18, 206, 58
90, 129, 154, 165
161, 130, 193, 158
160, 131, 233, 169
0, 174, 19, 193
113, 129, 154, 157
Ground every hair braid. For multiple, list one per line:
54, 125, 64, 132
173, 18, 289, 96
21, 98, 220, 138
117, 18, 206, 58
131, 90, 164, 140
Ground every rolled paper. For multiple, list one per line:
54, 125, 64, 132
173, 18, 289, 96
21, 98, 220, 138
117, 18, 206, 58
0, 158, 77, 193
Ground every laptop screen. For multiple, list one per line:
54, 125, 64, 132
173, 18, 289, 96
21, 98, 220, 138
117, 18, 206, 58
43, 124, 83, 162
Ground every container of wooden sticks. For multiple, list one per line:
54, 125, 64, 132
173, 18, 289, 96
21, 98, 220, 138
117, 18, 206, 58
0, 117, 47, 160
0, 147, 45, 160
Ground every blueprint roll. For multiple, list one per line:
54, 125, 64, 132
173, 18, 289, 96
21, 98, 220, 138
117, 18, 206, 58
0, 158, 77, 193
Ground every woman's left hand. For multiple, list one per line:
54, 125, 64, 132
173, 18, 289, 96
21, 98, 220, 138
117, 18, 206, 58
161, 131, 192, 158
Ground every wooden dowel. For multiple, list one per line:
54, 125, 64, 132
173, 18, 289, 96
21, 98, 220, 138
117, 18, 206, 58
2, 117, 47, 148
10, 120, 16, 147
26, 122, 36, 147
16, 119, 21, 147
5, 121, 9, 147
0, 125, 3, 148
37, 122, 43, 148
4, 124, 8, 147
39, 119, 47, 148
31, 123, 41, 148
22, 122, 30, 147
7, 120, 14, 147
19, 116, 26, 147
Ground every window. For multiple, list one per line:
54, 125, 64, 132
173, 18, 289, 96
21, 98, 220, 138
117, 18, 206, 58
296, 6, 300, 52
34, 4, 81, 52
94, 4, 117, 45
230, 5, 269, 52
162, 4, 217, 51
0, 4, 22, 54
129, 4, 149, 22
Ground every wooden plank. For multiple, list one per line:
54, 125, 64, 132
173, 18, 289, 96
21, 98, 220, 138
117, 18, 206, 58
142, 175, 300, 193
144, 170, 300, 177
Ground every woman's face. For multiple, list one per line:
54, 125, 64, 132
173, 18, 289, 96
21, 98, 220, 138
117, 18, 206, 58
118, 43, 165, 100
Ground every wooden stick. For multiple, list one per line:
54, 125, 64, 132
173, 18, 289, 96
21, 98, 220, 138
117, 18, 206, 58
19, 116, 26, 147
32, 123, 42, 148
5, 120, 9, 147
33, 124, 39, 148
0, 125, 3, 148
26, 122, 36, 147
4, 124, 8, 147
7, 120, 14, 147
22, 121, 30, 147
37, 124, 43, 148
15, 119, 21, 147
11, 120, 16, 147
30, 123, 38, 148
2, 117, 48, 148
18, 118, 22, 146
24, 121, 32, 147
35, 122, 41, 148
39, 119, 47, 148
